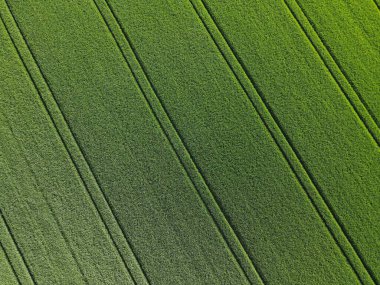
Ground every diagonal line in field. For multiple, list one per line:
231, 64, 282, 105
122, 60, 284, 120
371, 0, 380, 11
0, 209, 37, 285
0, 240, 22, 285
0, 2, 145, 284
285, 0, 380, 146
284, 1, 379, 283
1, 13, 91, 285
0, 108, 89, 284
190, 1, 376, 284
91, 0, 264, 284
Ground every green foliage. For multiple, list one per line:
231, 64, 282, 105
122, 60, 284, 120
0, 0, 378, 284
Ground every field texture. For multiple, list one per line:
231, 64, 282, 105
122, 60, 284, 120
0, 0, 379, 284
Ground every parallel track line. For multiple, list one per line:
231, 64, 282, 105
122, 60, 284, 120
190, 1, 375, 284
283, 1, 379, 283
92, 0, 264, 284
0, 2, 144, 284
1, 17, 91, 285
0, 227, 23, 285
0, 209, 37, 285
286, 0, 380, 145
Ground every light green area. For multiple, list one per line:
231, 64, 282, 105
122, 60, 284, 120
199, 0, 380, 283
0, 0, 379, 284
297, 0, 380, 125
283, 0, 380, 145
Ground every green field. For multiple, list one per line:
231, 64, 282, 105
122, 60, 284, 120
0, 0, 379, 284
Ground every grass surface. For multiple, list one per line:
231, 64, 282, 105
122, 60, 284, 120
0, 0, 379, 284
0, 243, 19, 285
296, 0, 380, 126
198, 1, 380, 283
